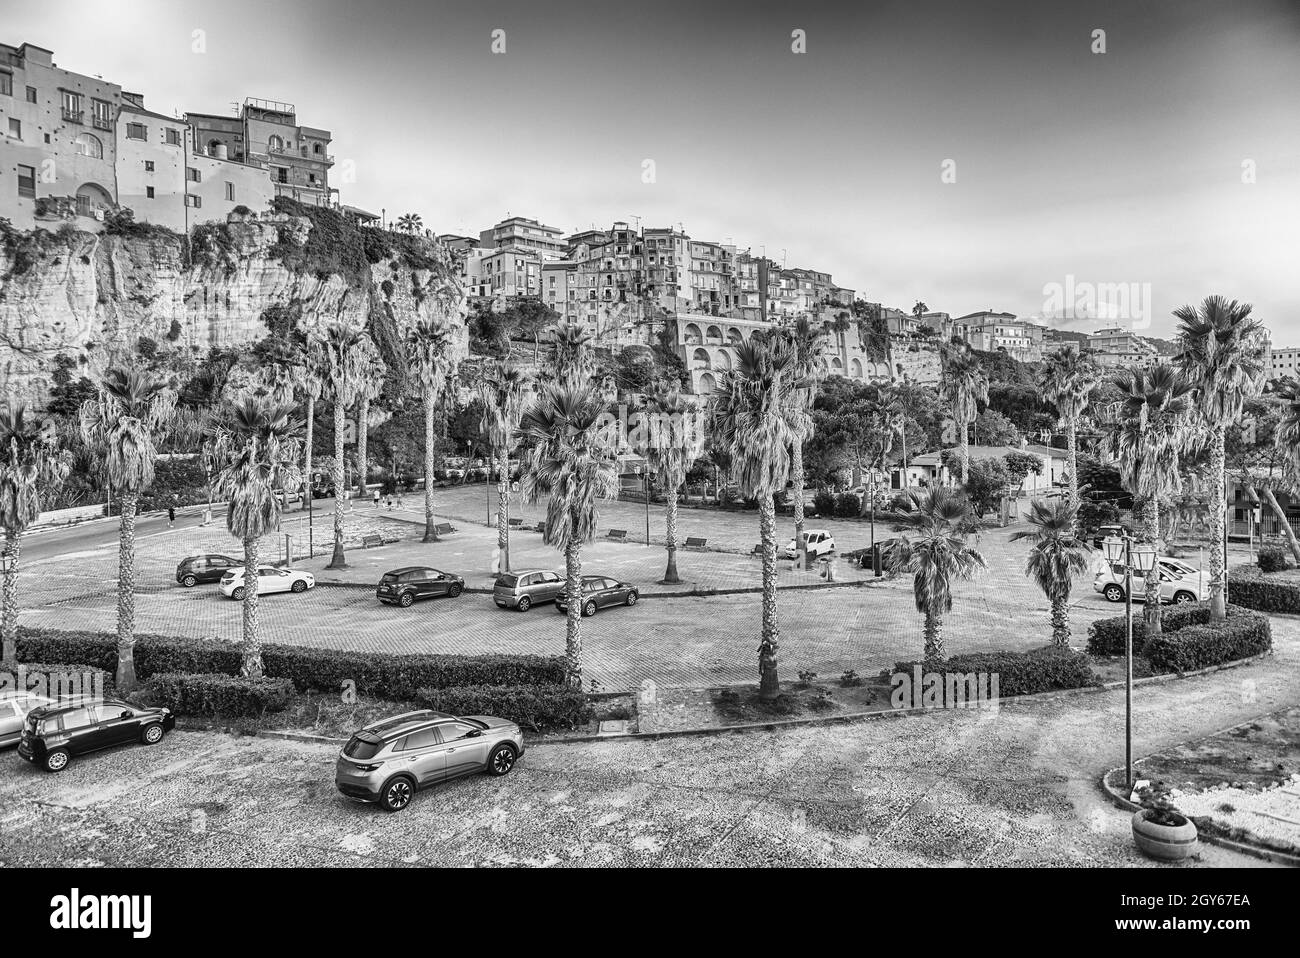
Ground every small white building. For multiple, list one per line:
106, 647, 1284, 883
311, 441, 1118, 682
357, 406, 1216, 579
897, 443, 1070, 494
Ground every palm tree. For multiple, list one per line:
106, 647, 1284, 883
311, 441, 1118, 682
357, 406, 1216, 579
209, 396, 303, 677
1038, 348, 1099, 515
884, 487, 987, 661
79, 367, 174, 691
0, 404, 65, 666
316, 324, 377, 568
1101, 364, 1194, 635
294, 336, 324, 510
1175, 296, 1267, 622
1273, 378, 1300, 560
396, 213, 423, 235
405, 318, 458, 542
477, 360, 532, 572
550, 319, 595, 382
353, 346, 388, 500
519, 380, 619, 688
781, 317, 826, 544
940, 347, 988, 485
640, 387, 704, 584
711, 338, 802, 699
1010, 498, 1091, 648
880, 383, 912, 490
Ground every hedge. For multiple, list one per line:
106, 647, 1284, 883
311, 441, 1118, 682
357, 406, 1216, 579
1223, 565, 1300, 615
1087, 601, 1272, 672
415, 684, 592, 732
1088, 600, 1222, 657
144, 672, 293, 718
892, 647, 1101, 698
16, 628, 567, 700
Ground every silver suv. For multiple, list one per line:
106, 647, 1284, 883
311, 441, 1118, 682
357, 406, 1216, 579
493, 569, 564, 611
335, 710, 524, 812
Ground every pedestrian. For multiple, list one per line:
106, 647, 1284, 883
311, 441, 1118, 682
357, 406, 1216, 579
167, 506, 176, 528
373, 488, 381, 508
386, 496, 393, 510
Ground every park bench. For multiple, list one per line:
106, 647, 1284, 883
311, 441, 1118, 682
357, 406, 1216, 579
433, 522, 457, 537
684, 537, 708, 550
534, 521, 546, 533
751, 543, 764, 556
606, 529, 629, 542
508, 517, 525, 528
361, 534, 384, 549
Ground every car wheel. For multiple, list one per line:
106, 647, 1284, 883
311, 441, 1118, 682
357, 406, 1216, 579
141, 723, 165, 745
291, 579, 307, 593
181, 574, 198, 588
625, 590, 638, 607
583, 600, 597, 617
231, 586, 246, 600
448, 583, 463, 598
1103, 584, 1125, 602
487, 743, 517, 776
380, 776, 415, 813
1173, 590, 1197, 605
398, 592, 414, 608
44, 749, 70, 773
517, 596, 531, 612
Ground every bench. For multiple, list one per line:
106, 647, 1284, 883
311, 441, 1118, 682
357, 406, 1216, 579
751, 543, 764, 556
508, 517, 525, 528
606, 529, 629, 542
361, 534, 384, 549
684, 537, 708, 550
534, 521, 547, 533
433, 522, 457, 537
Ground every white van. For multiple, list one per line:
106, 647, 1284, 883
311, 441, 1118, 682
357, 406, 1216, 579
784, 529, 836, 560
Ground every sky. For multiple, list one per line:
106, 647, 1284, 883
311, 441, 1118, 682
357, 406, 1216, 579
7, 0, 1300, 340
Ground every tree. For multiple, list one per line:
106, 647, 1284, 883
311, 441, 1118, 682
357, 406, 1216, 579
519, 381, 619, 687
940, 346, 988, 484
1038, 349, 1099, 518
640, 387, 704, 584
1175, 295, 1267, 622
781, 316, 827, 543
405, 319, 459, 542
476, 360, 531, 572
1003, 450, 1044, 491
0, 404, 65, 665
884, 488, 987, 660
1270, 379, 1300, 561
395, 213, 423, 235
79, 367, 174, 690
315, 324, 376, 568
1101, 364, 1195, 635
962, 457, 1009, 517
549, 319, 595, 383
353, 345, 389, 499
209, 395, 303, 677
1010, 499, 1091, 648
972, 408, 1021, 447
711, 338, 802, 699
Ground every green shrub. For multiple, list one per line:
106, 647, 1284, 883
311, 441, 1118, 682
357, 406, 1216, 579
813, 490, 837, 517
1087, 600, 1223, 657
414, 684, 591, 731
1229, 564, 1300, 614
144, 672, 293, 717
1143, 610, 1272, 673
1257, 547, 1290, 574
834, 492, 861, 518
892, 647, 1101, 698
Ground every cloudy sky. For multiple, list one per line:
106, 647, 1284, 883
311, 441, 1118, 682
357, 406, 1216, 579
10, 0, 1300, 339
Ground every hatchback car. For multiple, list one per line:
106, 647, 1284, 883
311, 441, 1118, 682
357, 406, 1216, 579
335, 709, 524, 812
219, 566, 315, 599
555, 575, 639, 617
784, 529, 836, 560
176, 554, 241, 587
1093, 562, 1207, 604
377, 567, 464, 607
18, 699, 174, 772
0, 691, 54, 748
493, 569, 565, 611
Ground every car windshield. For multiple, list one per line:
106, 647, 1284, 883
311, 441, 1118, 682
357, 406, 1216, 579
343, 734, 383, 760
380, 573, 399, 583
496, 574, 519, 588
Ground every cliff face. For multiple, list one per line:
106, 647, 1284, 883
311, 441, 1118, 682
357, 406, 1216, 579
0, 215, 467, 401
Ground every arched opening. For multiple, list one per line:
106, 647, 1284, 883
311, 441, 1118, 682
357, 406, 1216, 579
268, 134, 284, 152
75, 182, 113, 217
692, 348, 712, 370
313, 143, 323, 154
207, 139, 223, 155
850, 358, 863, 378
705, 325, 723, 344
831, 357, 844, 373
685, 323, 702, 344
74, 132, 103, 158
726, 327, 743, 345
717, 350, 733, 370
698, 372, 717, 395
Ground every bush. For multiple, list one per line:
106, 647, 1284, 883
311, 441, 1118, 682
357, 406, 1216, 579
16, 628, 567, 700
1257, 547, 1290, 574
834, 492, 861, 518
144, 672, 293, 718
813, 490, 837, 517
1087, 600, 1219, 657
414, 684, 591, 732
1087, 602, 1272, 671
1228, 564, 1300, 614
892, 647, 1101, 698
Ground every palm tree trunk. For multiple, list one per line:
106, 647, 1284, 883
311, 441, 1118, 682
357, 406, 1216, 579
757, 493, 781, 699
1050, 596, 1070, 649
1262, 487, 1300, 563
923, 610, 944, 661
1142, 496, 1162, 636
1, 531, 19, 667
1206, 425, 1227, 623
496, 449, 510, 572
356, 393, 369, 500
422, 396, 439, 543
301, 393, 314, 510
116, 492, 139, 691
563, 539, 583, 689
662, 486, 681, 584
1067, 420, 1079, 509
960, 425, 970, 486
792, 437, 806, 541
328, 407, 347, 568
240, 535, 263, 677
899, 423, 908, 491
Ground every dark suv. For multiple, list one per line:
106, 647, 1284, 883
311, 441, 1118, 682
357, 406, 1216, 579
176, 554, 241, 587
377, 567, 465, 607
18, 699, 175, 772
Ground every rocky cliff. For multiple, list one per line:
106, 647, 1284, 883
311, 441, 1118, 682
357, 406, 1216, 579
0, 212, 468, 402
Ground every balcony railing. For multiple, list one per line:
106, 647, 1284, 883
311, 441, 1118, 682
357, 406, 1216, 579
92, 116, 114, 131
62, 108, 84, 124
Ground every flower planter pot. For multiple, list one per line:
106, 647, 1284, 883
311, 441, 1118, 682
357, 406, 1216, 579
1132, 809, 1198, 861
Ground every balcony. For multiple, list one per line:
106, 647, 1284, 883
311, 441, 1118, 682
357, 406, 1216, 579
62, 108, 84, 124
92, 116, 114, 132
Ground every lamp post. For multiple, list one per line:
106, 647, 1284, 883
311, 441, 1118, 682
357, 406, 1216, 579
1103, 533, 1159, 788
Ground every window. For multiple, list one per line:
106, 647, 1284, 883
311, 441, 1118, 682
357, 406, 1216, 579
0, 72, 11, 96
165, 128, 181, 146
185, 194, 201, 208
224, 182, 234, 201
25, 85, 36, 103
126, 122, 147, 140
7, 118, 19, 139
186, 167, 201, 182
146, 186, 154, 199
92, 704, 125, 723
438, 722, 475, 742
144, 160, 154, 172
62, 709, 92, 731
16, 164, 35, 199
91, 98, 112, 129
398, 727, 441, 750
73, 132, 103, 158
61, 90, 81, 116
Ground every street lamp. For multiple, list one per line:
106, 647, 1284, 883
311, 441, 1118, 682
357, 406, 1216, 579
1102, 533, 1159, 789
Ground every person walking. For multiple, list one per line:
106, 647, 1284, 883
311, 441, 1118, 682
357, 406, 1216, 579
167, 505, 176, 528
373, 487, 381, 509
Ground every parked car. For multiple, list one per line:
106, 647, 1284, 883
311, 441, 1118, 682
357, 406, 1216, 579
783, 529, 836, 560
0, 691, 54, 748
219, 566, 315, 600
493, 569, 565, 611
555, 575, 639, 617
1091, 524, 1134, 550
18, 699, 174, 772
175, 553, 241, 588
335, 709, 524, 812
377, 567, 464, 607
1093, 562, 1208, 604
